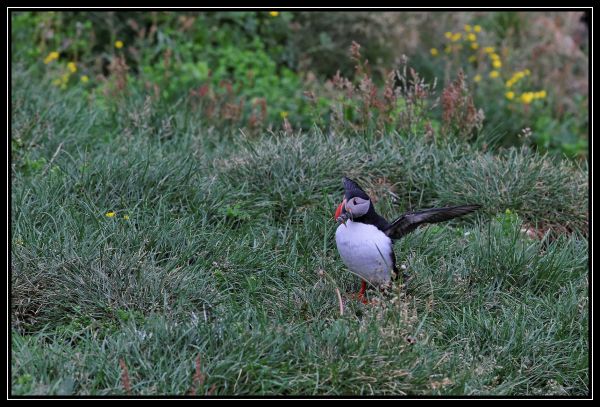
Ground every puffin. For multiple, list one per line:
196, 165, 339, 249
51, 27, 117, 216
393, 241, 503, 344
334, 177, 480, 303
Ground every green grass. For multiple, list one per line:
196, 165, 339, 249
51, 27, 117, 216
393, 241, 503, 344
11, 68, 589, 396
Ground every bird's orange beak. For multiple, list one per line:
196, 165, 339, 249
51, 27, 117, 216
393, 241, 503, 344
334, 198, 347, 222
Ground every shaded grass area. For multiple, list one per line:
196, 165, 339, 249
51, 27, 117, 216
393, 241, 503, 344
11, 73, 589, 395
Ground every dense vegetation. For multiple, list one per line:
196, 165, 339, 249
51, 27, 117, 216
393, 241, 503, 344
11, 11, 589, 396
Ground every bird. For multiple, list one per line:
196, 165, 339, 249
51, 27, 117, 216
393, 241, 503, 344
334, 177, 480, 303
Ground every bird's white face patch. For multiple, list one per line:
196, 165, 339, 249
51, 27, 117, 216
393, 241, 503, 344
335, 220, 393, 286
345, 197, 370, 219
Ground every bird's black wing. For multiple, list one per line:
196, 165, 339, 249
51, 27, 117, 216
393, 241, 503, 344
384, 204, 481, 240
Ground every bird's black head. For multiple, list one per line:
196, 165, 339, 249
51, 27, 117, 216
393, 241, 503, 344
334, 177, 372, 224
342, 177, 370, 201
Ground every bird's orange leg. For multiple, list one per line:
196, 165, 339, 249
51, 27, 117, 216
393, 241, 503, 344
347, 280, 370, 304
357, 280, 368, 304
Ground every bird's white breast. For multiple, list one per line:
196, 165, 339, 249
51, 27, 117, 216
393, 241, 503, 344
335, 220, 394, 285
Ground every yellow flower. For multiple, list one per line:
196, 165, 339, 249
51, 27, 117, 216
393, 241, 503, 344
506, 70, 530, 88
444, 45, 452, 53
471, 42, 479, 50
492, 59, 502, 69
474, 74, 482, 82
474, 25, 482, 33
445, 31, 453, 39
105, 211, 116, 218
80, 75, 89, 83
490, 53, 500, 61
67, 62, 77, 73
483, 47, 495, 54
489, 70, 500, 78
464, 24, 472, 32
44, 51, 60, 64
467, 33, 477, 42
280, 111, 289, 119
451, 33, 462, 42
269, 11, 279, 17
430, 48, 439, 56
115, 40, 124, 49
123, 215, 130, 220
530, 90, 547, 100
520, 92, 534, 104
505, 91, 515, 100
468, 55, 477, 63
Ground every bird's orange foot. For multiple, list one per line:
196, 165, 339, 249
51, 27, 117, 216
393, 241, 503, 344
345, 280, 378, 305
347, 292, 370, 304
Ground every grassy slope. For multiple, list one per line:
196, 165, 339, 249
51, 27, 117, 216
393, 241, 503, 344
11, 72, 589, 396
